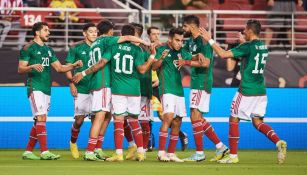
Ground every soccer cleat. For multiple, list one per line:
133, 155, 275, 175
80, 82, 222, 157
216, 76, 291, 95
106, 153, 124, 162
94, 149, 109, 160
40, 151, 60, 160
167, 153, 184, 162
125, 145, 137, 160
70, 141, 79, 159
217, 155, 239, 164
22, 152, 40, 160
184, 153, 206, 162
210, 144, 230, 162
179, 131, 188, 151
135, 152, 146, 162
276, 140, 287, 164
157, 154, 170, 162
83, 152, 98, 161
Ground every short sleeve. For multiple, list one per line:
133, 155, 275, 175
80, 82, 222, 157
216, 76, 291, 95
101, 47, 112, 62
181, 48, 192, 60
66, 47, 76, 64
49, 48, 58, 63
231, 42, 250, 59
203, 43, 213, 59
105, 36, 120, 47
19, 48, 30, 62
135, 47, 145, 67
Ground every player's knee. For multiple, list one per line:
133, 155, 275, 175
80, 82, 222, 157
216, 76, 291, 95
229, 116, 239, 123
36, 115, 46, 122
252, 117, 263, 129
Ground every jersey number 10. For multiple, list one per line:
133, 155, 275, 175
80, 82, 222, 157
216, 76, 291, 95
113, 53, 134, 74
252, 53, 268, 74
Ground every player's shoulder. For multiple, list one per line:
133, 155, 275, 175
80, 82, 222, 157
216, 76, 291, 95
69, 40, 86, 49
21, 40, 36, 51
156, 43, 168, 51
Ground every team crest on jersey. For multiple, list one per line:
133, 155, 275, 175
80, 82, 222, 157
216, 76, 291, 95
48, 51, 52, 57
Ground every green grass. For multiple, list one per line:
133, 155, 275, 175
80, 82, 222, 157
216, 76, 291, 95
0, 149, 307, 175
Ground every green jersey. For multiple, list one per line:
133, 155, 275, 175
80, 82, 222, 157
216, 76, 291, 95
155, 44, 192, 97
231, 40, 268, 95
19, 41, 58, 96
139, 45, 152, 98
89, 36, 119, 90
103, 42, 144, 96
184, 36, 213, 93
66, 40, 91, 94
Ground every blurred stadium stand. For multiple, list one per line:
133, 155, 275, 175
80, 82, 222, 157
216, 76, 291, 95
0, 0, 306, 51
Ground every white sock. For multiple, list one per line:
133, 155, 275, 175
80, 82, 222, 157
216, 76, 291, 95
25, 151, 32, 153
229, 154, 237, 158
158, 150, 165, 156
216, 142, 223, 149
196, 151, 204, 154
116, 149, 123, 154
137, 147, 144, 153
128, 141, 135, 147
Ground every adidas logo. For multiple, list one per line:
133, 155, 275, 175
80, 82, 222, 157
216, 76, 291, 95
82, 51, 86, 54
37, 51, 41, 54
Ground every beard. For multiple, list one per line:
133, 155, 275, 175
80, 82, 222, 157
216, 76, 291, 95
184, 31, 192, 38
40, 36, 49, 42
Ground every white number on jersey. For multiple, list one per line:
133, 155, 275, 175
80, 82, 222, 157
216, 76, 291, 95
88, 47, 101, 67
252, 53, 267, 74
113, 53, 134, 74
42, 57, 49, 67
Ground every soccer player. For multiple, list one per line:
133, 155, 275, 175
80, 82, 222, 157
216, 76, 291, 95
73, 24, 153, 162
65, 23, 97, 159
182, 15, 229, 162
80, 20, 150, 161
199, 19, 287, 164
19, 22, 82, 160
152, 27, 210, 162
147, 26, 189, 152
122, 23, 154, 159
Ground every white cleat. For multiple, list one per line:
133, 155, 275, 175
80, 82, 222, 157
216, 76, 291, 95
167, 153, 184, 163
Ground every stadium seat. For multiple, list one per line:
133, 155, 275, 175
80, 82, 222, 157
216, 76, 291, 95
218, 3, 249, 31
295, 6, 307, 45
186, 6, 209, 27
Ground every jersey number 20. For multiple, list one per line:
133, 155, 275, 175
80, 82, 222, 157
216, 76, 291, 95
252, 53, 268, 74
113, 53, 133, 74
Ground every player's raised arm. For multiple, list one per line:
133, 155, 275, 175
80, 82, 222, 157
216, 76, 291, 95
118, 35, 150, 46
72, 58, 108, 83
137, 44, 156, 74
51, 60, 83, 73
199, 27, 234, 59
152, 49, 169, 70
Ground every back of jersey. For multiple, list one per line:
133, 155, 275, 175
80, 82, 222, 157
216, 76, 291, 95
104, 42, 144, 96
240, 40, 268, 95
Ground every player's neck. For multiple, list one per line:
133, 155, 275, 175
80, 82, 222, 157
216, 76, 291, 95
167, 42, 174, 50
192, 31, 200, 39
84, 39, 92, 46
249, 35, 259, 41
33, 38, 44, 46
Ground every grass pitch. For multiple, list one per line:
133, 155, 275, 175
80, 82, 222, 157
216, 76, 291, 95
0, 149, 306, 175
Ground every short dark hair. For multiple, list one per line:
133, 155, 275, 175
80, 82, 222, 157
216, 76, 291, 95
147, 26, 159, 35
32, 22, 48, 36
97, 20, 114, 35
169, 27, 185, 38
130, 22, 143, 36
183, 15, 200, 27
121, 24, 135, 36
83, 23, 96, 32
246, 19, 261, 36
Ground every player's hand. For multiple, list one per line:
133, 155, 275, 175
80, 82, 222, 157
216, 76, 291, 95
142, 40, 151, 46
30, 64, 44, 72
152, 79, 159, 88
161, 49, 170, 60
198, 53, 210, 67
173, 59, 185, 70
150, 43, 157, 56
199, 27, 212, 42
238, 32, 245, 44
72, 72, 83, 83
267, 0, 274, 6
73, 60, 83, 68
69, 83, 78, 97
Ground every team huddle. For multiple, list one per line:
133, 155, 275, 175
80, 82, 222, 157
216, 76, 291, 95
18, 15, 287, 164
